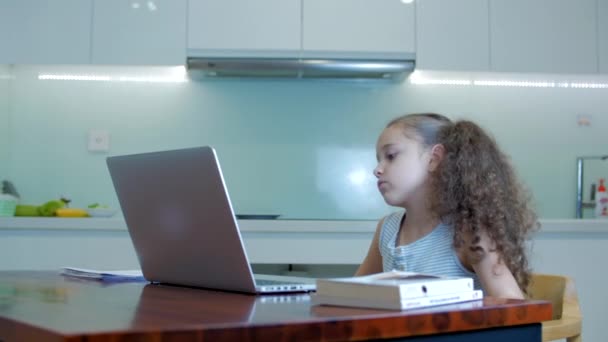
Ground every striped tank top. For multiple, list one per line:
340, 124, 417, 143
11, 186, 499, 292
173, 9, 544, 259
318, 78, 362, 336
379, 211, 481, 290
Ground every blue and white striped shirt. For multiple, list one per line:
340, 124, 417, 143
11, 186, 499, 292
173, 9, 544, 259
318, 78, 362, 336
379, 211, 481, 290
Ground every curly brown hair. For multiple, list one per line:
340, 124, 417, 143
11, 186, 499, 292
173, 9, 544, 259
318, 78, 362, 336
388, 113, 539, 294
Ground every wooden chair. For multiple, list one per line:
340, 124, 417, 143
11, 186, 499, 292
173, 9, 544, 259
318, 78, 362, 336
527, 274, 582, 342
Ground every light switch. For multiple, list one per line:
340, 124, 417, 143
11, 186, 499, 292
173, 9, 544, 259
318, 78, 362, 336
88, 129, 110, 152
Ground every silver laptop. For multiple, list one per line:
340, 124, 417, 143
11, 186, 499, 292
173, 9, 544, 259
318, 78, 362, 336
107, 146, 316, 294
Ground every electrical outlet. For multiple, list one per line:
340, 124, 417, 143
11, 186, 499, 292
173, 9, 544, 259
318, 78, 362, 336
88, 130, 110, 152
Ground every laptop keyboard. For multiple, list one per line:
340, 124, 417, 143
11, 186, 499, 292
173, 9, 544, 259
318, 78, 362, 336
255, 278, 303, 286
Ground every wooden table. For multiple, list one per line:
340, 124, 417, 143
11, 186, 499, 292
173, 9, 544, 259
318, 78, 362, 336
0, 271, 552, 342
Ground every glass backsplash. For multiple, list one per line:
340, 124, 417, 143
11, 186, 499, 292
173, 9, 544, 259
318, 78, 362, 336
1, 65, 607, 219
0, 65, 10, 179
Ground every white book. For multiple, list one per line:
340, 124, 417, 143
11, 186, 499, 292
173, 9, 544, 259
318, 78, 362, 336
311, 289, 483, 311
61, 267, 145, 281
315, 271, 474, 301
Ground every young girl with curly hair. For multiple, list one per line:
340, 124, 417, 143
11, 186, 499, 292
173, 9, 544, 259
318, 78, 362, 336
356, 113, 539, 299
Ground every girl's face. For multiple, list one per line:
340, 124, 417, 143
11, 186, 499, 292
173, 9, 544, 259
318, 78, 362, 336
374, 125, 432, 207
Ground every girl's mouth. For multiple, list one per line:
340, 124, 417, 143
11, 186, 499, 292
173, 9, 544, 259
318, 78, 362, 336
377, 181, 388, 190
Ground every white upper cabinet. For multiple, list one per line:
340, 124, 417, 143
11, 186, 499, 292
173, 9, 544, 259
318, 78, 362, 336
0, 0, 92, 64
188, 0, 301, 57
302, 0, 415, 59
92, 0, 187, 65
489, 0, 598, 73
599, 0, 608, 73
416, 0, 489, 71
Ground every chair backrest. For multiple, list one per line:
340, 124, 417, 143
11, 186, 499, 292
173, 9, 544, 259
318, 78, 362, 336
528, 274, 566, 320
527, 273, 582, 342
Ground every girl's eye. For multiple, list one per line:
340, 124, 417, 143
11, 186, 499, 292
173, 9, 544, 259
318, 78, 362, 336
386, 152, 398, 161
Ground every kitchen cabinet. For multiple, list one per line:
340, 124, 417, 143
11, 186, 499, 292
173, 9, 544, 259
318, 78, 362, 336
92, 0, 187, 65
599, 0, 608, 73
416, 0, 489, 71
302, 0, 415, 59
187, 0, 414, 60
489, 0, 597, 73
0, 0, 92, 64
188, 0, 301, 58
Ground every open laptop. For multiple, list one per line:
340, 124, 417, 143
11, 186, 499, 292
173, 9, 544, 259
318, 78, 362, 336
106, 146, 316, 294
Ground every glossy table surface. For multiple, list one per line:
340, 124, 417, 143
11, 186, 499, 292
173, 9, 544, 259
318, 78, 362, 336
0, 271, 552, 341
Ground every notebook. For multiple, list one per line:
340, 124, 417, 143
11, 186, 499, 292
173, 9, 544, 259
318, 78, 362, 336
106, 146, 316, 294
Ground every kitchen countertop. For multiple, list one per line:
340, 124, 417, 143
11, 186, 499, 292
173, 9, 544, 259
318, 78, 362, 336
1, 217, 608, 234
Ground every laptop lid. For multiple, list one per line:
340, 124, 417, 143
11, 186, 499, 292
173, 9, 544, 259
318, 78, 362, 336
107, 146, 315, 294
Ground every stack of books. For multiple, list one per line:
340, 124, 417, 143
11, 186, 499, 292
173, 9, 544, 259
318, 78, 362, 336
312, 271, 482, 311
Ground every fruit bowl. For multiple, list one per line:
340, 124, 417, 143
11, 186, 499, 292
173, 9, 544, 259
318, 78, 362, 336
85, 208, 118, 218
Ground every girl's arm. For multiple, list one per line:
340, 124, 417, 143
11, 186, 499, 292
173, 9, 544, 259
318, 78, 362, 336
465, 230, 524, 299
354, 219, 384, 276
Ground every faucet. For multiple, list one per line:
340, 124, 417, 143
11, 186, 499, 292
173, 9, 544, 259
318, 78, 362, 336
576, 155, 608, 218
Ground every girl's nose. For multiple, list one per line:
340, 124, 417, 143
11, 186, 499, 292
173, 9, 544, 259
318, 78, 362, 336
373, 165, 382, 178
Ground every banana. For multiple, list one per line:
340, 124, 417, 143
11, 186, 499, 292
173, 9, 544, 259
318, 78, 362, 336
55, 208, 89, 218
15, 205, 40, 217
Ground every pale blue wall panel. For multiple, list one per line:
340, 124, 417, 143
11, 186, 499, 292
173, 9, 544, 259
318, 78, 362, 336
3, 66, 608, 219
0, 65, 10, 178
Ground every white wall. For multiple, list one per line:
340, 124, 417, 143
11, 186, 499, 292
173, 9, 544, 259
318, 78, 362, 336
531, 232, 601, 342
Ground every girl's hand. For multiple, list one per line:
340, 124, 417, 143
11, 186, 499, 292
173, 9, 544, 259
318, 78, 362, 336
460, 230, 524, 299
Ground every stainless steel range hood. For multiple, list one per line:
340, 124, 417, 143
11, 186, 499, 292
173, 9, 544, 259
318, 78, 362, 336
186, 58, 415, 81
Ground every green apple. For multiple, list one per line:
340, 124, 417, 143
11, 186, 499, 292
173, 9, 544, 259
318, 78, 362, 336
38, 200, 65, 217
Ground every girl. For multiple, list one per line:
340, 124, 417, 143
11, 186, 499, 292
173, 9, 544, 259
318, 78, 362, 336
356, 113, 538, 299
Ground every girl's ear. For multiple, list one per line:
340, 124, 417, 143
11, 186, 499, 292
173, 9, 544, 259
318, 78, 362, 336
428, 144, 446, 172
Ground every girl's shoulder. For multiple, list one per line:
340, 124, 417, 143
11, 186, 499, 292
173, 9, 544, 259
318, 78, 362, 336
378, 211, 405, 241
381, 211, 405, 228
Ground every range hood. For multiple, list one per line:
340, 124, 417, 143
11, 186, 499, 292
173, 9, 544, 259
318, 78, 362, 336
186, 58, 415, 82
